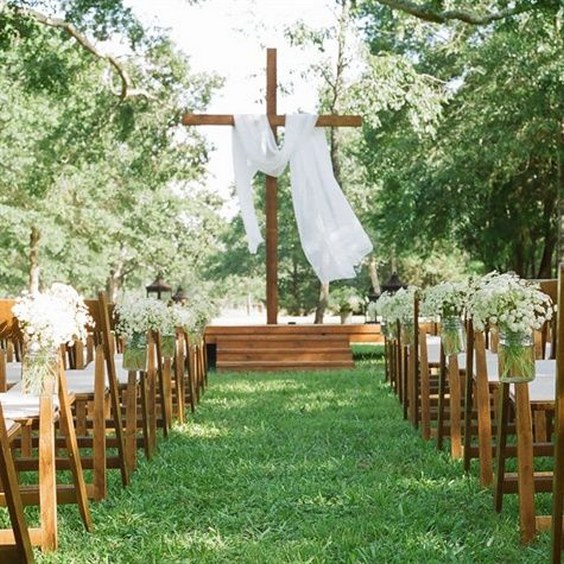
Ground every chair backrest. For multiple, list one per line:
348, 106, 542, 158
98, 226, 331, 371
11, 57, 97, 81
0, 299, 23, 362
531, 279, 558, 359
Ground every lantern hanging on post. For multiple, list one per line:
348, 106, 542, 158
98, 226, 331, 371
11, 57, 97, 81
146, 274, 172, 301
172, 286, 187, 305
381, 272, 407, 295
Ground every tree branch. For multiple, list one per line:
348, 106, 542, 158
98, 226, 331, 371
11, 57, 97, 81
9, 4, 154, 100
372, 0, 536, 25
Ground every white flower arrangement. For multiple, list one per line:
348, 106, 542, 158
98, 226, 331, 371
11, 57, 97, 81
114, 295, 170, 339
329, 286, 363, 314
376, 286, 418, 325
170, 303, 197, 334
420, 281, 469, 321
188, 293, 217, 336
466, 271, 554, 334
12, 283, 92, 353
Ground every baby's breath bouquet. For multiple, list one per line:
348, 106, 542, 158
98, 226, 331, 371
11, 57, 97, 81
187, 293, 217, 341
12, 283, 92, 394
421, 281, 468, 356
377, 287, 418, 343
115, 295, 171, 370
467, 272, 554, 382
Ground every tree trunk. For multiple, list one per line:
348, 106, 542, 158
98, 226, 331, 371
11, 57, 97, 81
537, 232, 557, 278
106, 263, 126, 303
314, 282, 330, 324
368, 253, 381, 295
558, 119, 564, 266
29, 226, 41, 294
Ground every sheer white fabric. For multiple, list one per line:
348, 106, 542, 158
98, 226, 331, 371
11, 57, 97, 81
232, 113, 373, 283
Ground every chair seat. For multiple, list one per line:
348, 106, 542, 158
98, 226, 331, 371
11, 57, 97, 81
66, 363, 109, 395
5, 362, 22, 386
0, 390, 60, 420
426, 336, 441, 364
113, 354, 140, 385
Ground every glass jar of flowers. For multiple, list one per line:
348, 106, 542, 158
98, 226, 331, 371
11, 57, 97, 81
421, 281, 468, 357
467, 272, 554, 383
329, 286, 363, 324
377, 287, 418, 345
375, 291, 398, 340
115, 296, 169, 371
12, 283, 92, 395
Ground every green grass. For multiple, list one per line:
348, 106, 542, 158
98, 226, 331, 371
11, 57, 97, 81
30, 356, 552, 563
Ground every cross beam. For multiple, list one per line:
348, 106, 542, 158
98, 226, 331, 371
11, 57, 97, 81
181, 114, 362, 127
182, 48, 361, 324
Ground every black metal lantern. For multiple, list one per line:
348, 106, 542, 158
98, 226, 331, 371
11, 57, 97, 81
381, 272, 407, 295
146, 274, 172, 301
172, 286, 187, 304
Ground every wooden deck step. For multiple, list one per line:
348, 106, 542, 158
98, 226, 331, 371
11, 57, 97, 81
217, 359, 355, 371
207, 324, 365, 372
219, 348, 353, 362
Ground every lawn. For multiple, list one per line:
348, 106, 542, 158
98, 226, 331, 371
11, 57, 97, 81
34, 351, 551, 563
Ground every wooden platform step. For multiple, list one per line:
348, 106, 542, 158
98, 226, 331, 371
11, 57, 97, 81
207, 324, 366, 372
217, 359, 355, 371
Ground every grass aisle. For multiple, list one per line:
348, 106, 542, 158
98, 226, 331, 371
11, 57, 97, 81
39, 355, 550, 563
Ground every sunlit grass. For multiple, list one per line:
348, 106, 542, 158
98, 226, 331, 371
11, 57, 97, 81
28, 353, 552, 562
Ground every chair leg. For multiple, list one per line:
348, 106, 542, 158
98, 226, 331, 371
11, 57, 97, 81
162, 358, 173, 431
436, 352, 447, 450
0, 407, 34, 563
56, 370, 93, 533
39, 395, 57, 552
174, 344, 186, 422
447, 355, 462, 459
494, 383, 510, 512
125, 373, 138, 474
92, 356, 107, 501
514, 383, 537, 544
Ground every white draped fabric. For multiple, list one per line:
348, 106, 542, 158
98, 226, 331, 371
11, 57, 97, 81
231, 113, 373, 284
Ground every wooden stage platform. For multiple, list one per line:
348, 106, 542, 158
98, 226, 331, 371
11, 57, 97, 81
205, 324, 383, 372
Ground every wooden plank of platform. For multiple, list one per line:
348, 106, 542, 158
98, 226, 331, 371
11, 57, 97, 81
205, 324, 375, 372
205, 323, 383, 344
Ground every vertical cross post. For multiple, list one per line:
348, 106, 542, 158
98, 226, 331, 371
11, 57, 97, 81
265, 48, 278, 325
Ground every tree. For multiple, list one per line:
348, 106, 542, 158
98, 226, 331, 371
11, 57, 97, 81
355, 0, 564, 279
0, 2, 225, 297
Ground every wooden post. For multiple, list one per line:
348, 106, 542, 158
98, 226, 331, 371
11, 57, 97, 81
266, 48, 278, 325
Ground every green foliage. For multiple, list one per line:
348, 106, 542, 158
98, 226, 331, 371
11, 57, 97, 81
356, 1, 564, 279
0, 2, 224, 297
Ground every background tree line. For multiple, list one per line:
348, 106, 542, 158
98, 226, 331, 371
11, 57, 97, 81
1, 0, 562, 317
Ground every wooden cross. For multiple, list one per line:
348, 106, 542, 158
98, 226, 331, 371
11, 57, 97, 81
182, 48, 361, 324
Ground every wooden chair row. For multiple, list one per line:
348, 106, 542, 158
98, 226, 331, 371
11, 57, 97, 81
381, 276, 564, 557
0, 292, 208, 561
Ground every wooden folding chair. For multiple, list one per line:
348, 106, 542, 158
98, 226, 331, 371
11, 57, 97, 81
0, 353, 93, 552
493, 278, 558, 545
0, 402, 34, 563
64, 345, 110, 501
95, 293, 156, 472
551, 266, 564, 560
154, 331, 173, 436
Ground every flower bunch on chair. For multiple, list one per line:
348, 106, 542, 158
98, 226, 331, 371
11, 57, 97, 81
420, 281, 468, 321
466, 271, 554, 334
377, 286, 418, 326
12, 283, 92, 352
170, 304, 196, 335
114, 295, 170, 339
